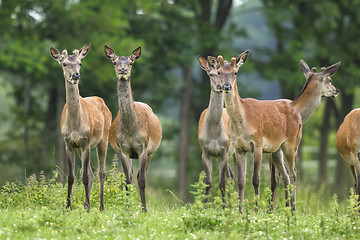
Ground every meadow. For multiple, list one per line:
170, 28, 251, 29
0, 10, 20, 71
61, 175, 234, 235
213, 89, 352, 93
1, 158, 360, 240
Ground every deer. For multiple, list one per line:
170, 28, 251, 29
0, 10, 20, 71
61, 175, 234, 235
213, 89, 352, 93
50, 43, 112, 211
336, 110, 360, 203
269, 59, 340, 210
218, 50, 302, 212
104, 45, 162, 212
197, 55, 235, 203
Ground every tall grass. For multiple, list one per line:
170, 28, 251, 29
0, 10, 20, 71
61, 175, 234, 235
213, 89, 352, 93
0, 158, 360, 239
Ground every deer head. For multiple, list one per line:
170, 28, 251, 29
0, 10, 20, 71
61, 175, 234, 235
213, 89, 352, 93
299, 59, 340, 98
104, 45, 141, 81
217, 50, 250, 92
198, 55, 223, 92
50, 42, 91, 84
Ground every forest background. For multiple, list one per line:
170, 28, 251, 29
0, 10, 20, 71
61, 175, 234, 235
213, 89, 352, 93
1, 0, 360, 202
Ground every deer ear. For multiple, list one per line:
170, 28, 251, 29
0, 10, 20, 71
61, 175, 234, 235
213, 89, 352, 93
78, 42, 91, 60
321, 62, 341, 77
300, 59, 311, 78
104, 45, 117, 61
198, 56, 210, 71
130, 46, 141, 61
236, 49, 250, 68
50, 47, 63, 63
207, 56, 219, 69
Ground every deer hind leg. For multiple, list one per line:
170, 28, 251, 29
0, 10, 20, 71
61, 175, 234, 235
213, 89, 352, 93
138, 151, 152, 212
81, 146, 93, 210
354, 153, 360, 203
271, 150, 291, 209
252, 146, 263, 210
66, 147, 75, 210
235, 152, 246, 213
201, 151, 212, 202
96, 140, 108, 211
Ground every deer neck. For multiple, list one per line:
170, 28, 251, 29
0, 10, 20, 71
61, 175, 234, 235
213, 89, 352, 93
65, 80, 82, 129
117, 78, 138, 127
291, 77, 322, 123
205, 90, 224, 126
223, 83, 246, 128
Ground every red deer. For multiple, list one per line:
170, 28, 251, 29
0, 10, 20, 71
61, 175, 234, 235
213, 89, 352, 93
218, 50, 302, 211
50, 43, 112, 211
336, 109, 360, 202
104, 45, 162, 212
270, 60, 340, 209
198, 55, 234, 203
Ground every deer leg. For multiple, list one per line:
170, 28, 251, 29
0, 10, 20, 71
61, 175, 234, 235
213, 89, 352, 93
65, 147, 75, 210
235, 152, 246, 213
81, 146, 92, 211
201, 151, 212, 202
269, 153, 279, 210
283, 149, 297, 211
271, 150, 291, 209
354, 153, 360, 202
219, 150, 229, 205
227, 155, 234, 180
97, 140, 108, 211
252, 147, 263, 210
138, 151, 151, 212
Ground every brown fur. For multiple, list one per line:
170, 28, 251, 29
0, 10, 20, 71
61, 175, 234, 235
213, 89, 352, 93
218, 51, 302, 211
336, 109, 360, 201
197, 56, 233, 203
270, 59, 340, 209
51, 43, 112, 211
105, 45, 162, 212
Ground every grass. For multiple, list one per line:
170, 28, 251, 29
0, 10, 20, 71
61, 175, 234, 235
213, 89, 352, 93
1, 161, 360, 239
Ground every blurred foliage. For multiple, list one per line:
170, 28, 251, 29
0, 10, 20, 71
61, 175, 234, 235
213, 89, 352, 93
1, 0, 360, 201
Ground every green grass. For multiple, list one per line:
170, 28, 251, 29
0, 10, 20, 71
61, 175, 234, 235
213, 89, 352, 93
1, 164, 360, 239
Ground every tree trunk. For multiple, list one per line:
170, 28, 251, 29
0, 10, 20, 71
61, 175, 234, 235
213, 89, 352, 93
178, 66, 192, 200
318, 98, 332, 186
23, 77, 31, 170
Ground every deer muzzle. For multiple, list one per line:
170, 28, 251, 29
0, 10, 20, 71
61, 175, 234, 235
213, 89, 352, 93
223, 83, 232, 92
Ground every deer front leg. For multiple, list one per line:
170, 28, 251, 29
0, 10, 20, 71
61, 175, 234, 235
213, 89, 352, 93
235, 152, 246, 213
201, 151, 212, 202
118, 152, 133, 208
97, 140, 108, 211
138, 151, 151, 212
65, 147, 75, 210
219, 150, 229, 205
252, 146, 263, 210
81, 146, 93, 211
283, 149, 297, 211
269, 153, 279, 210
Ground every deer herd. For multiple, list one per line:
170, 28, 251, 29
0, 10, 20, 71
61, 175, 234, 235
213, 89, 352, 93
50, 42, 359, 213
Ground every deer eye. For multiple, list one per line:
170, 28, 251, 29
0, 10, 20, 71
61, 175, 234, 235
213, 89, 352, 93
79, 62, 82, 66
63, 63, 66, 67
113, 62, 116, 65
234, 72, 237, 75
130, 62, 133, 66
217, 71, 220, 75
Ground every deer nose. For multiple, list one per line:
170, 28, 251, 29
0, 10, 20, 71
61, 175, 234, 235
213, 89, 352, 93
336, 88, 340, 94
216, 84, 222, 90
72, 73, 80, 80
119, 67, 127, 74
223, 84, 232, 91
